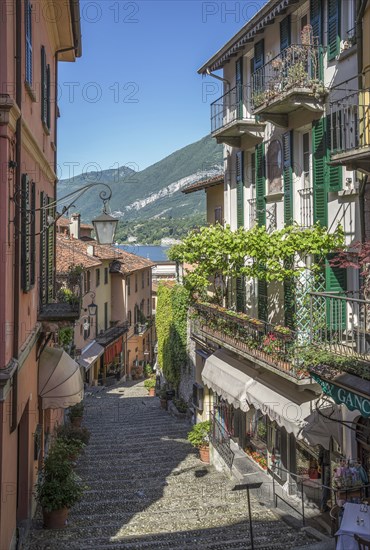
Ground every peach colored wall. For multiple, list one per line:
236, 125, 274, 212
206, 185, 224, 224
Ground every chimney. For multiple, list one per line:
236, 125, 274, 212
69, 213, 81, 240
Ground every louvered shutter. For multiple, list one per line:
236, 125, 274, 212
284, 258, 295, 330
30, 180, 36, 287
325, 254, 347, 329
25, 1, 32, 85
47, 197, 55, 301
235, 57, 243, 120
236, 151, 244, 228
326, 113, 342, 192
258, 278, 268, 322
312, 118, 327, 227
21, 174, 31, 292
41, 46, 47, 124
283, 131, 293, 225
255, 143, 266, 226
236, 277, 246, 312
254, 40, 264, 70
310, 0, 323, 43
46, 64, 51, 129
327, 0, 340, 61
280, 16, 291, 51
40, 192, 48, 304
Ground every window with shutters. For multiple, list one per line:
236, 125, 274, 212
104, 302, 108, 330
267, 140, 283, 194
21, 174, 34, 292
255, 143, 266, 226
46, 198, 55, 301
41, 46, 51, 130
235, 57, 243, 119
252, 40, 264, 96
257, 278, 268, 322
327, 0, 341, 61
280, 15, 291, 51
282, 132, 293, 225
236, 151, 244, 228
147, 269, 150, 286
298, 132, 313, 228
127, 275, 131, 295
142, 271, 145, 289
325, 254, 347, 329
312, 118, 327, 227
39, 192, 48, 304
25, 1, 33, 85
86, 270, 91, 293
326, 113, 343, 192
135, 274, 138, 292
310, 0, 323, 44
96, 268, 100, 287
30, 181, 36, 287
236, 277, 246, 312
104, 267, 108, 284
214, 206, 222, 224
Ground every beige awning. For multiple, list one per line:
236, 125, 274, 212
78, 341, 104, 371
202, 349, 315, 436
39, 347, 84, 409
299, 402, 344, 450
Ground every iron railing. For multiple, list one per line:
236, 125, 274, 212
310, 291, 370, 362
330, 89, 370, 155
298, 186, 313, 228
251, 44, 325, 110
210, 411, 235, 469
38, 273, 82, 321
211, 84, 255, 134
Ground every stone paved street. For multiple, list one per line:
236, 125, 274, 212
24, 381, 332, 549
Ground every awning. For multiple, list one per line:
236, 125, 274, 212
78, 341, 104, 371
299, 402, 344, 450
311, 371, 370, 418
39, 347, 84, 409
202, 349, 315, 436
104, 337, 123, 364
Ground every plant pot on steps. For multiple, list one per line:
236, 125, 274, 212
43, 507, 69, 529
199, 445, 210, 464
148, 387, 156, 397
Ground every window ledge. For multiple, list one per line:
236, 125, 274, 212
265, 192, 284, 203
338, 43, 357, 62
338, 187, 358, 198
25, 81, 37, 102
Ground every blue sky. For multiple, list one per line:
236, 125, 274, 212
57, 1, 263, 180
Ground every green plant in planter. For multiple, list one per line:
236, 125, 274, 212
187, 421, 211, 448
144, 378, 156, 390
68, 402, 84, 421
55, 423, 91, 446
58, 327, 74, 348
144, 363, 153, 377
57, 288, 80, 306
35, 439, 83, 513
173, 398, 188, 413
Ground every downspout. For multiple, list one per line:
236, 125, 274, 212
11, 0, 22, 433
206, 68, 230, 87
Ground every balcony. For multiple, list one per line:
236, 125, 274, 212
134, 319, 152, 335
191, 302, 316, 386
251, 45, 326, 126
329, 89, 370, 174
210, 85, 265, 147
309, 292, 370, 375
38, 273, 82, 323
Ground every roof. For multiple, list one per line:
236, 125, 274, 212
56, 235, 102, 272
198, 0, 296, 74
109, 252, 155, 275
182, 174, 224, 195
56, 216, 93, 230
96, 324, 129, 346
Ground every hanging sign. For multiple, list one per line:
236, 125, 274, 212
311, 373, 370, 418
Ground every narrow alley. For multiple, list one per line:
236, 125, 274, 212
24, 381, 329, 550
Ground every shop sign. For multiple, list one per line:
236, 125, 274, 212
312, 374, 370, 418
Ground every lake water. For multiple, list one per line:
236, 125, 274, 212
118, 245, 170, 262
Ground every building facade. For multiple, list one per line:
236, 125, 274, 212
0, 2, 82, 548
193, 0, 370, 509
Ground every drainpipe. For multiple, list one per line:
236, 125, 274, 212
206, 68, 230, 89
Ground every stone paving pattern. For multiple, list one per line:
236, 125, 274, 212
24, 381, 326, 549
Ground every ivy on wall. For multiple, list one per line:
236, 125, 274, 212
156, 284, 189, 389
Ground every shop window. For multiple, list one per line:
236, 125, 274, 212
296, 442, 320, 479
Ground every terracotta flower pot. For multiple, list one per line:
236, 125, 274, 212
43, 507, 69, 529
199, 445, 210, 464
71, 417, 82, 428
148, 387, 156, 397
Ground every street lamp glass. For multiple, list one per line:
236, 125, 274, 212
88, 301, 98, 316
92, 212, 119, 245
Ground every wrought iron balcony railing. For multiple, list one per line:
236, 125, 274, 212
38, 273, 82, 322
211, 85, 256, 134
251, 44, 325, 111
298, 186, 313, 228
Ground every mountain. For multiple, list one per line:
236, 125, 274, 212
58, 135, 223, 222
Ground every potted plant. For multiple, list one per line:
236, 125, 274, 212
144, 377, 156, 396
68, 402, 84, 428
187, 420, 211, 464
56, 423, 91, 447
36, 439, 83, 529
273, 324, 293, 341
159, 387, 168, 410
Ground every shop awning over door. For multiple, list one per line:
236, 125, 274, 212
299, 402, 343, 450
39, 347, 84, 409
202, 349, 315, 436
78, 341, 104, 371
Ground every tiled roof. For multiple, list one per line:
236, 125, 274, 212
56, 216, 94, 230
182, 174, 224, 194
109, 250, 155, 275
56, 236, 102, 272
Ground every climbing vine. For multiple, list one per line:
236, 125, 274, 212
156, 284, 189, 388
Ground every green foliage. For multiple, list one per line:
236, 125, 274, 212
144, 363, 153, 377
35, 439, 83, 512
156, 284, 189, 388
187, 421, 211, 448
170, 223, 344, 303
57, 288, 79, 305
173, 398, 188, 413
144, 378, 156, 390
55, 423, 91, 446
58, 327, 74, 348
68, 402, 84, 421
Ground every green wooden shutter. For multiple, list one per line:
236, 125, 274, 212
254, 40, 264, 70
30, 180, 36, 287
310, 0, 323, 43
236, 276, 246, 312
283, 130, 293, 226
25, 1, 33, 85
236, 57, 243, 120
258, 278, 268, 322
312, 118, 327, 227
327, 0, 341, 61
326, 254, 347, 329
47, 197, 55, 301
236, 150, 244, 228
41, 46, 47, 124
40, 192, 48, 304
21, 174, 31, 292
326, 113, 342, 192
284, 258, 295, 330
255, 143, 266, 226
280, 15, 291, 51
46, 64, 51, 129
